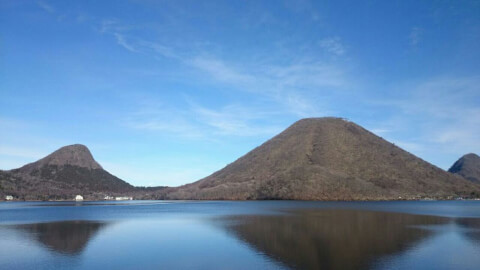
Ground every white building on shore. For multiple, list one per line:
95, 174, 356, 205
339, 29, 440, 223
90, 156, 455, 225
115, 196, 133, 201
75, 195, 84, 201
5, 195, 13, 201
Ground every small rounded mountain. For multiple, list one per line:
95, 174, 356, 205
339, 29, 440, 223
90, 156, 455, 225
449, 153, 480, 184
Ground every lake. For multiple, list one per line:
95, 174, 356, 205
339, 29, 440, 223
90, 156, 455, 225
1, 201, 479, 269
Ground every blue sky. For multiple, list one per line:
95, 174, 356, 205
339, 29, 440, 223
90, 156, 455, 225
1, 0, 479, 187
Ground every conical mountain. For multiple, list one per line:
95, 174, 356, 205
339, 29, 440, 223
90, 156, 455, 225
449, 153, 480, 184
165, 118, 479, 200
1, 144, 133, 200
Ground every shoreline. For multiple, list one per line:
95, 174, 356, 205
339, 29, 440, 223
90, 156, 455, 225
2, 198, 480, 202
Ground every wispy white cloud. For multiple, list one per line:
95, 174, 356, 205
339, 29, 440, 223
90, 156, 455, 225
189, 57, 254, 85
434, 128, 479, 148
96, 18, 350, 119
102, 34, 345, 119
187, 56, 346, 117
319, 37, 346, 56
189, 102, 283, 136
374, 76, 480, 167
114, 33, 138, 52
125, 119, 199, 135
407, 77, 479, 118
409, 27, 423, 47
139, 40, 180, 59
122, 96, 284, 139
37, 0, 55, 14
36, 0, 74, 22
99, 19, 117, 33
264, 61, 347, 88
99, 21, 181, 60
121, 102, 204, 138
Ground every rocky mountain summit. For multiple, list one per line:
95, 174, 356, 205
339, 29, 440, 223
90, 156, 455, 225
18, 144, 103, 171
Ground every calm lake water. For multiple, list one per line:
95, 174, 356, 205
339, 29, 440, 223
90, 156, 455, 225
1, 201, 479, 270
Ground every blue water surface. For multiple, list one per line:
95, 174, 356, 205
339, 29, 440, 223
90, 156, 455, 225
0, 200, 479, 269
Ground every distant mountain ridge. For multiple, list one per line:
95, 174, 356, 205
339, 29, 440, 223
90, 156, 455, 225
449, 153, 480, 184
1, 118, 479, 201
162, 118, 479, 200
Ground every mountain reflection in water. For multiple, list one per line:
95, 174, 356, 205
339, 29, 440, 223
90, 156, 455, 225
456, 218, 480, 245
14, 221, 109, 254
220, 209, 455, 270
